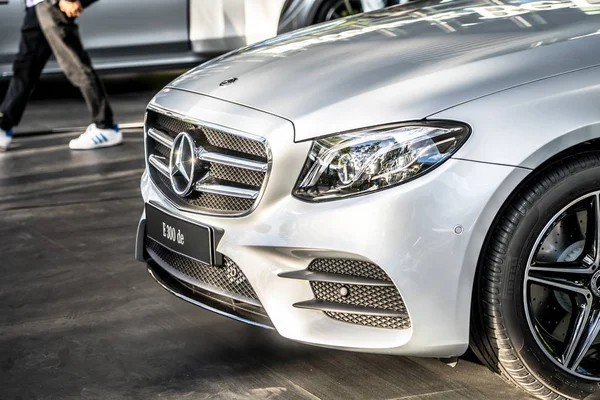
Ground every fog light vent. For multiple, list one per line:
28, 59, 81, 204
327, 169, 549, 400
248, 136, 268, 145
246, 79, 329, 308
279, 258, 411, 330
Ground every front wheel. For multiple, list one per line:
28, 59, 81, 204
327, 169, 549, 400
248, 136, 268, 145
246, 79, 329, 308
313, 0, 364, 23
472, 153, 600, 400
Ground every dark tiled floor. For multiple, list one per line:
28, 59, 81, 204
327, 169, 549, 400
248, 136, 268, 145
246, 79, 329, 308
0, 129, 533, 400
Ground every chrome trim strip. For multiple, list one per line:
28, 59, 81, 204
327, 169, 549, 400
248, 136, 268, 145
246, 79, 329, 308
148, 154, 170, 178
293, 300, 408, 318
197, 151, 268, 172
278, 270, 394, 287
147, 266, 273, 330
148, 127, 174, 149
195, 183, 259, 200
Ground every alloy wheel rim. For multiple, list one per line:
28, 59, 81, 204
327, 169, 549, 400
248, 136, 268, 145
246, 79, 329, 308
525, 191, 600, 380
324, 0, 363, 21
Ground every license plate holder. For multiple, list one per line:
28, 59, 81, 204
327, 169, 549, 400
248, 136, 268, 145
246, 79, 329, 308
145, 203, 215, 265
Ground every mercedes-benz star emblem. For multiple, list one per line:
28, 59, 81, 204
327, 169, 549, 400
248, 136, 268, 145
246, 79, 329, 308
169, 132, 196, 197
219, 77, 238, 87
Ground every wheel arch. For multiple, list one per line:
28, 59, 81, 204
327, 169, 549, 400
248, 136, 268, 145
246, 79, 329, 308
429, 66, 600, 346
462, 136, 600, 340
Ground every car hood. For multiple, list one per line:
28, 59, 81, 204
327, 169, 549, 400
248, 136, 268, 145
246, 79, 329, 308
168, 0, 600, 141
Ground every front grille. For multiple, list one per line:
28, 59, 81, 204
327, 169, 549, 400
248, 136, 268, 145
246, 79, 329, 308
146, 238, 258, 303
145, 110, 269, 215
308, 259, 411, 330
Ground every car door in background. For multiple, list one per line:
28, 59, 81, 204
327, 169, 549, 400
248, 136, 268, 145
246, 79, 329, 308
77, 0, 196, 71
0, 0, 26, 78
1, 0, 197, 78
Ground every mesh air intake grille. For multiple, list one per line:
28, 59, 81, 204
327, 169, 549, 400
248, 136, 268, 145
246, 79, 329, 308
310, 281, 407, 312
307, 258, 410, 330
146, 238, 258, 302
309, 258, 391, 282
325, 312, 411, 330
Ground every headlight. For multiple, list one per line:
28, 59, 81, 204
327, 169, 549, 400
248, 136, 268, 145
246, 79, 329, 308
293, 122, 469, 201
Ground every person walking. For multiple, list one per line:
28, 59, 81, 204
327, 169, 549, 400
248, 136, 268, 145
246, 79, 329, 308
0, 0, 121, 151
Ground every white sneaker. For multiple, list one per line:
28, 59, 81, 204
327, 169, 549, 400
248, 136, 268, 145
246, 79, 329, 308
69, 124, 122, 150
0, 128, 13, 151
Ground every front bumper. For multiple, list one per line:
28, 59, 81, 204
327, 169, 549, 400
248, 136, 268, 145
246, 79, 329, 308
138, 160, 528, 358
137, 89, 530, 357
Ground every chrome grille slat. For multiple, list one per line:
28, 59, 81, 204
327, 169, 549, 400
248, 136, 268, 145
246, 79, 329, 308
195, 183, 259, 200
145, 110, 269, 215
148, 155, 169, 177
198, 151, 268, 172
147, 128, 174, 148
156, 172, 255, 212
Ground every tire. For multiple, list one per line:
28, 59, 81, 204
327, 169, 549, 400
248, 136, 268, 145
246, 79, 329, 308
471, 152, 600, 400
313, 0, 363, 23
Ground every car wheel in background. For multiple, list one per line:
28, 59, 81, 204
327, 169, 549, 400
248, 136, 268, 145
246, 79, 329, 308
314, 0, 363, 23
472, 152, 600, 400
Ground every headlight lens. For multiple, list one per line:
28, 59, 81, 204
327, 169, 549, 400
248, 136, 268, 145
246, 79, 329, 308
293, 122, 469, 201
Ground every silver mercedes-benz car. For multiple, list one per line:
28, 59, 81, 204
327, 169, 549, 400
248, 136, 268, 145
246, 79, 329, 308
136, 0, 600, 398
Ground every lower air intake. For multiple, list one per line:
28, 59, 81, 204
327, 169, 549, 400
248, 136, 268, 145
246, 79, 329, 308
283, 258, 411, 330
146, 238, 258, 303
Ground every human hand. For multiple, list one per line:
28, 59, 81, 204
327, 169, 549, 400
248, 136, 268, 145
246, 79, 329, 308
59, 0, 83, 18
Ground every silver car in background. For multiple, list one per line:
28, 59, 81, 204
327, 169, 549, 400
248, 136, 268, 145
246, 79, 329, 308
0, 0, 395, 78
133, 0, 599, 399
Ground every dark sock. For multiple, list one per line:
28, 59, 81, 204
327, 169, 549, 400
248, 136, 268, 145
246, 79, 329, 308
96, 122, 115, 130
0, 113, 13, 132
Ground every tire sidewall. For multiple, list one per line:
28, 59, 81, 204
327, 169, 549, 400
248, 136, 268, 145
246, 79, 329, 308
313, 0, 363, 23
500, 165, 600, 399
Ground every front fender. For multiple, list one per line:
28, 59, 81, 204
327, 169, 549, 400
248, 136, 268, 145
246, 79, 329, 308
436, 65, 600, 169
430, 65, 600, 337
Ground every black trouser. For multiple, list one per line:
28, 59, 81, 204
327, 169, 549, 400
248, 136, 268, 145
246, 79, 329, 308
0, 1, 113, 131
